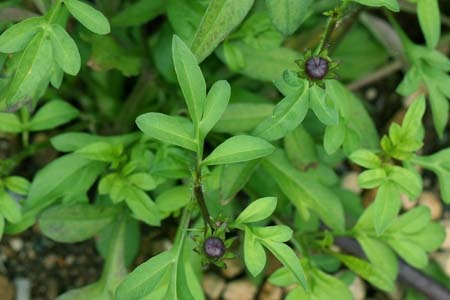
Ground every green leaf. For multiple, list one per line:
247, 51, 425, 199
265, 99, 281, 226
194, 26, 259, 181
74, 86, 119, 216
387, 166, 422, 199
261, 239, 307, 290
309, 85, 338, 125
373, 181, 401, 235
76, 142, 123, 163
191, 0, 254, 62
0, 113, 22, 133
0, 191, 21, 223
309, 268, 353, 300
387, 238, 428, 268
200, 80, 230, 138
425, 79, 448, 139
253, 86, 309, 141
223, 41, 245, 71
172, 35, 206, 125
25, 154, 106, 217
203, 135, 275, 165
262, 150, 345, 231
64, 0, 110, 35
116, 211, 204, 300
4, 176, 30, 195
111, 0, 164, 27
349, 149, 381, 169
155, 186, 191, 218
417, 0, 440, 48
219, 160, 259, 202
411, 150, 450, 203
350, 0, 399, 12
324, 122, 346, 154
216, 41, 300, 81
88, 35, 142, 76
252, 225, 293, 243
128, 173, 156, 191
167, 0, 209, 42
39, 204, 119, 243
326, 80, 379, 150
214, 102, 274, 134
407, 222, 445, 251
336, 253, 394, 291
358, 168, 386, 189
136, 113, 197, 152
28, 100, 79, 131
235, 197, 277, 224
0, 31, 53, 111
265, 0, 312, 35
49, 24, 81, 76
387, 206, 431, 234
357, 235, 398, 281
284, 125, 317, 169
402, 95, 426, 136
51, 132, 140, 152
244, 226, 267, 277
124, 187, 160, 226
0, 17, 44, 53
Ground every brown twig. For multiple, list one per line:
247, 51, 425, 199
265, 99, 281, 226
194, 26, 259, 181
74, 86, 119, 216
346, 60, 403, 91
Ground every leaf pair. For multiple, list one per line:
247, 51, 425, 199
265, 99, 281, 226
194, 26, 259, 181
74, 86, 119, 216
0, 0, 110, 110
99, 164, 160, 226
412, 149, 450, 204
270, 266, 351, 300
0, 100, 79, 133
116, 208, 204, 300
254, 83, 339, 141
355, 206, 445, 274
0, 176, 30, 239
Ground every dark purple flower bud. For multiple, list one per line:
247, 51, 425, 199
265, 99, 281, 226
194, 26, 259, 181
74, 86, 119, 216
204, 237, 225, 258
305, 56, 329, 80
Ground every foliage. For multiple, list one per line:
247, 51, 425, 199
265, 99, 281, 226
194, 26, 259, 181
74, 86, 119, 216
0, 0, 448, 299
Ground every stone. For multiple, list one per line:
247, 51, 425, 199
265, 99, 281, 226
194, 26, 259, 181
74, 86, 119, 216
418, 192, 442, 220
341, 172, 362, 194
9, 238, 24, 252
258, 281, 283, 300
202, 273, 225, 300
221, 258, 244, 279
348, 276, 366, 300
223, 279, 257, 300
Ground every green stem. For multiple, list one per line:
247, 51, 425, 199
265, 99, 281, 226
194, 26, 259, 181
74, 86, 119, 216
315, 0, 349, 55
193, 171, 214, 229
174, 202, 194, 246
20, 108, 29, 147
192, 118, 212, 229
46, 0, 63, 23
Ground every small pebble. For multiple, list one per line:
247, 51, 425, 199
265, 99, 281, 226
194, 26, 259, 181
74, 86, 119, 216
341, 172, 362, 194
401, 193, 416, 211
258, 281, 283, 300
348, 276, 366, 300
440, 219, 450, 250
202, 273, 226, 300
418, 192, 442, 220
14, 277, 31, 300
223, 279, 257, 300
365, 87, 378, 101
221, 258, 244, 279
9, 238, 24, 252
